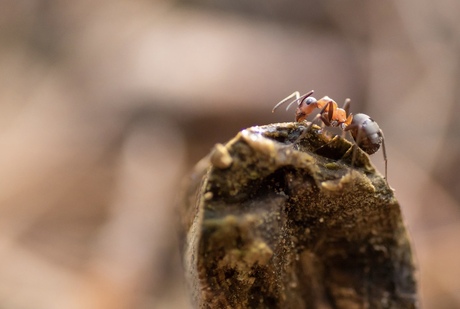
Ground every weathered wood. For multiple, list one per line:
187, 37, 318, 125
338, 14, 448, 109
179, 123, 418, 309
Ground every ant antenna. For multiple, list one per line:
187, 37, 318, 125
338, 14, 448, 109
272, 90, 314, 113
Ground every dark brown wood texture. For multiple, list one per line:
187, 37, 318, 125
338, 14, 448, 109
180, 123, 418, 309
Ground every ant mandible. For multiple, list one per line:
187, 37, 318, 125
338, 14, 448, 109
272, 90, 388, 184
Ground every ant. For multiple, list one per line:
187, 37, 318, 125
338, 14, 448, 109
272, 90, 388, 184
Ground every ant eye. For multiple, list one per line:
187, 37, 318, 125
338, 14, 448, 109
305, 97, 317, 105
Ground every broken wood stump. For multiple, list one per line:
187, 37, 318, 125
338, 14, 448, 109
179, 123, 418, 309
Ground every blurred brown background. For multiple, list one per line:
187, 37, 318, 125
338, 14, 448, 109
1, 0, 460, 308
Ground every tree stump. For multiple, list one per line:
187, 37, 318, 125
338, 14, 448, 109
179, 122, 418, 309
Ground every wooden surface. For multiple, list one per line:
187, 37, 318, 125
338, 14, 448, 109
181, 123, 418, 308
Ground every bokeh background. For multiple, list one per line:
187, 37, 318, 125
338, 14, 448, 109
1, 0, 460, 308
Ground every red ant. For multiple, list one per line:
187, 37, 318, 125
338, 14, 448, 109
272, 90, 388, 184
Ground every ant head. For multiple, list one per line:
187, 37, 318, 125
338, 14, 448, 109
285, 93, 316, 111
304, 96, 317, 106
296, 95, 318, 119
272, 90, 316, 116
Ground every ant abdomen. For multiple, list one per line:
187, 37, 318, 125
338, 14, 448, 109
348, 113, 383, 155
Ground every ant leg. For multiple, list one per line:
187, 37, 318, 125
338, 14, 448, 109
380, 130, 388, 185
326, 99, 334, 123
312, 135, 340, 153
290, 114, 322, 145
343, 98, 351, 117
343, 125, 389, 186
343, 123, 362, 175
341, 99, 352, 138
291, 101, 332, 145
306, 101, 332, 132
351, 135, 361, 171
